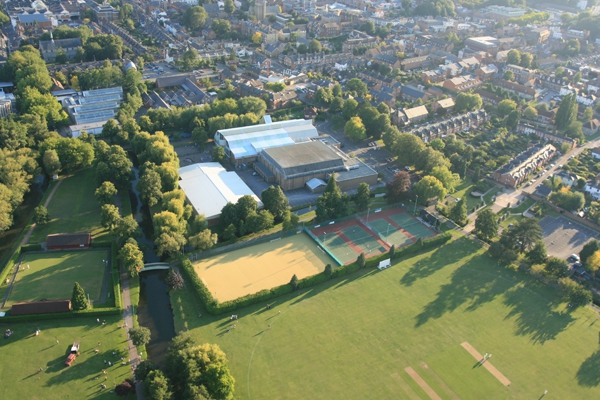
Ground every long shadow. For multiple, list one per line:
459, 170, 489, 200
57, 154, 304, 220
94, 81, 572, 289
502, 286, 574, 344
400, 237, 474, 286
414, 255, 507, 327
576, 350, 600, 387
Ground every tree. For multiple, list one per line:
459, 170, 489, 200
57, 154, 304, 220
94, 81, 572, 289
430, 166, 460, 192
182, 6, 208, 30
71, 282, 89, 311
545, 257, 570, 278
130, 326, 152, 347
313, 87, 333, 104
144, 370, 172, 400
377, 102, 390, 115
449, 199, 467, 225
580, 239, 600, 265
507, 49, 521, 65
497, 99, 517, 118
119, 238, 144, 277
550, 189, 585, 211
454, 93, 482, 113
213, 146, 226, 163
308, 39, 322, 53
474, 209, 498, 241
33, 205, 49, 225
526, 241, 547, 264
418, 148, 450, 173
42, 149, 61, 176
332, 84, 342, 97
503, 70, 515, 81
115, 215, 141, 244
390, 132, 425, 166
357, 252, 366, 269
430, 138, 445, 152
555, 93, 578, 130
505, 110, 521, 130
520, 52, 533, 68
564, 121, 584, 141
315, 176, 349, 221
224, 0, 235, 14
261, 186, 289, 221
290, 274, 299, 290
115, 379, 136, 397
585, 250, 600, 274
135, 360, 159, 382
223, 223, 237, 241
251, 32, 262, 45
573, 71, 582, 84
523, 106, 538, 120
166, 270, 184, 291
389, 244, 396, 260
354, 182, 370, 211
346, 78, 368, 97
211, 19, 231, 38
181, 48, 199, 71
137, 168, 163, 207
582, 106, 594, 123
238, 97, 267, 117
387, 171, 411, 203
101, 204, 121, 231
95, 181, 118, 205
329, 97, 344, 113
558, 278, 592, 308
282, 210, 300, 231
342, 98, 358, 120
344, 116, 366, 141
506, 218, 543, 253
324, 263, 333, 277
189, 229, 218, 251
413, 176, 446, 204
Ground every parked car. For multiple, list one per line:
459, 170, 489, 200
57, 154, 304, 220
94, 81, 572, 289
65, 342, 80, 366
569, 254, 580, 262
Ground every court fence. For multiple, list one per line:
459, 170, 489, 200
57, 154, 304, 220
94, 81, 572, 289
303, 227, 344, 267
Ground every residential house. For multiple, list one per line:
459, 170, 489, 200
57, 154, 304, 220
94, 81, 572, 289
394, 105, 429, 126
431, 98, 455, 113
493, 144, 556, 188
39, 37, 82, 62
411, 109, 490, 143
583, 119, 600, 135
504, 64, 534, 84
554, 171, 579, 187
442, 74, 482, 92
584, 175, 600, 199
493, 79, 537, 100
516, 124, 576, 146
474, 89, 502, 106
399, 85, 430, 102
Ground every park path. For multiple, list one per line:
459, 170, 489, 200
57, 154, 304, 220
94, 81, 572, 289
120, 268, 145, 399
19, 177, 65, 247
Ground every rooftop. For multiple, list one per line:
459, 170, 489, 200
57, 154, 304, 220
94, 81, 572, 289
261, 141, 344, 178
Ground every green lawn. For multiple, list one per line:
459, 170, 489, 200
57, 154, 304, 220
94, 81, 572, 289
3, 250, 108, 310
171, 237, 600, 399
29, 169, 112, 243
453, 180, 483, 210
0, 316, 133, 400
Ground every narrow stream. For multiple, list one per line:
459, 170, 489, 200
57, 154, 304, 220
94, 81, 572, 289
130, 160, 176, 369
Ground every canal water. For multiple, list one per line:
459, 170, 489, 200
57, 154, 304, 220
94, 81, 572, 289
130, 161, 176, 369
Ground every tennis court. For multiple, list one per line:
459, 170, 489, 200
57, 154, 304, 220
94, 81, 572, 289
309, 218, 389, 265
369, 218, 412, 247
387, 211, 436, 239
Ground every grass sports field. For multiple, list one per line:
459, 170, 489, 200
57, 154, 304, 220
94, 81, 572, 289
192, 233, 335, 302
29, 169, 111, 243
0, 316, 132, 400
172, 236, 600, 399
2, 250, 108, 310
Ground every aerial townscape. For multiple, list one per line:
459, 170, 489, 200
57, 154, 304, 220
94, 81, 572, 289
4, 0, 600, 398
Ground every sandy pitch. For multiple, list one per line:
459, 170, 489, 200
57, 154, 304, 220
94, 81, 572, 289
193, 233, 335, 302
461, 342, 511, 386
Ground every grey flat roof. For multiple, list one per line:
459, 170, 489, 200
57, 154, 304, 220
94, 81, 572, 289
261, 141, 343, 177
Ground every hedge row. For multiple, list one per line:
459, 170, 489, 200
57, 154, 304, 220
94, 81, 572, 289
0, 307, 120, 323
181, 231, 453, 315
0, 246, 21, 288
21, 243, 42, 252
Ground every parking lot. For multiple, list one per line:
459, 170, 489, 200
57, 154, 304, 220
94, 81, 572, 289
539, 215, 598, 260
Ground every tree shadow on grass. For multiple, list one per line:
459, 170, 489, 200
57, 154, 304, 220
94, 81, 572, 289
502, 286, 574, 345
400, 237, 475, 286
414, 254, 508, 327
576, 350, 600, 387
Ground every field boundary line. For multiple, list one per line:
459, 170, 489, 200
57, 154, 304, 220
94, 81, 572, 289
460, 342, 511, 386
391, 372, 422, 400
419, 361, 461, 400
405, 366, 442, 400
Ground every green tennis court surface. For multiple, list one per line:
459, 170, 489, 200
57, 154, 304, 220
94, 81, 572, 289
389, 213, 435, 239
369, 218, 412, 247
341, 226, 386, 255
